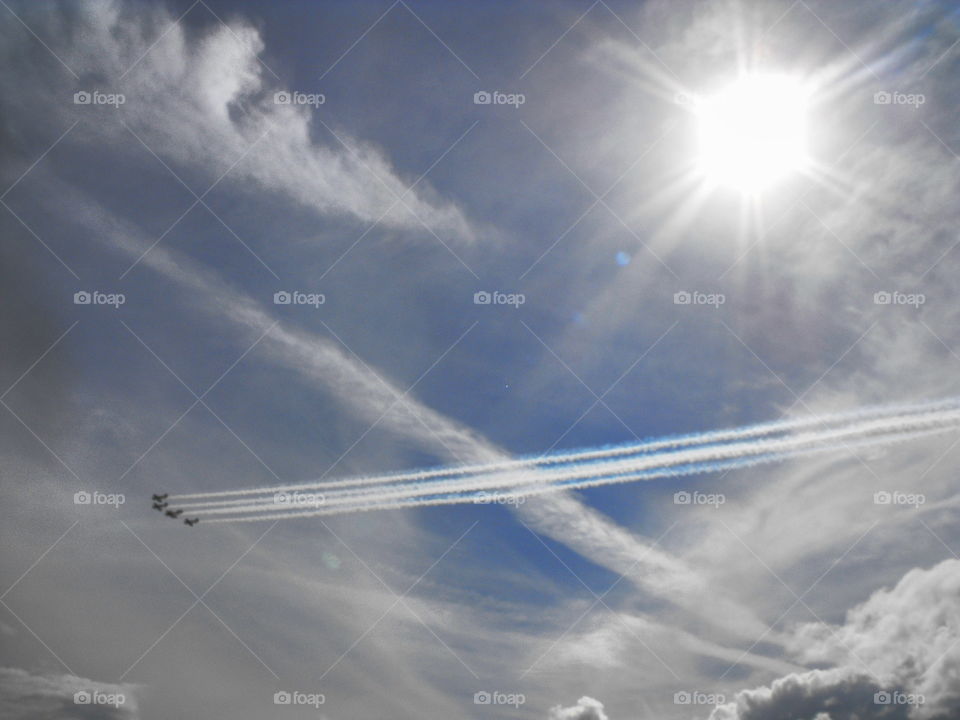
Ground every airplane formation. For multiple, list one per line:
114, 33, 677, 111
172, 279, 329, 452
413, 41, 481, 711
151, 494, 198, 527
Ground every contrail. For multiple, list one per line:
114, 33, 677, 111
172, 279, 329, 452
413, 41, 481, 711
188, 405, 960, 511
199, 425, 955, 523
168, 396, 960, 504
185, 411, 959, 516
178, 402, 960, 522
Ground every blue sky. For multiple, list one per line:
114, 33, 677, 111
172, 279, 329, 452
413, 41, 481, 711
2, 1, 960, 718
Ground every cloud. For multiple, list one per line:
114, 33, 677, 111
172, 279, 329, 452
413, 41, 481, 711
711, 559, 960, 720
3, 0, 766, 655
550, 611, 803, 678
549, 695, 610, 720
790, 558, 960, 719
0, 667, 140, 719
1, 0, 473, 241
708, 668, 907, 720
46, 177, 760, 642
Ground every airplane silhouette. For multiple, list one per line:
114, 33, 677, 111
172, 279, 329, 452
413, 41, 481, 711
151, 501, 168, 511
184, 518, 199, 527
152, 493, 168, 502
165, 509, 183, 518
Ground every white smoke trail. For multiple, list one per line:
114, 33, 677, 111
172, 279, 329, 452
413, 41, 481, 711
185, 409, 960, 516
186, 406, 960, 520
169, 396, 960, 504
200, 424, 956, 523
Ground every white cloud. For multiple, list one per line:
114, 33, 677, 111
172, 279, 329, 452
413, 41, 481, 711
790, 558, 960, 718
549, 695, 610, 720
710, 559, 960, 720
1, 0, 474, 241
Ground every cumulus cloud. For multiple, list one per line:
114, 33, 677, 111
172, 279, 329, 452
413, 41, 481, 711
549, 695, 610, 720
711, 559, 960, 720
0, 0, 473, 241
790, 558, 960, 718
0, 666, 140, 719
708, 668, 906, 720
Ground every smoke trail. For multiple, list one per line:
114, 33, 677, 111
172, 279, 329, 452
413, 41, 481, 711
187, 406, 960, 520
169, 396, 960, 504
186, 409, 960, 515
200, 424, 956, 523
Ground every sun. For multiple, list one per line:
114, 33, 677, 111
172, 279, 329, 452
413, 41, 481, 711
695, 74, 811, 193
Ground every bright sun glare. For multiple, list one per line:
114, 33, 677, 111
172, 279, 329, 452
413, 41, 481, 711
696, 74, 811, 193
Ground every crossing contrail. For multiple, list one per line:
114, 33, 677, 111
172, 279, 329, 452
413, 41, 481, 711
162, 398, 960, 523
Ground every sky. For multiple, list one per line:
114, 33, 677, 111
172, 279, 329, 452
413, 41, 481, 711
1, 0, 960, 718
